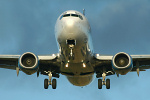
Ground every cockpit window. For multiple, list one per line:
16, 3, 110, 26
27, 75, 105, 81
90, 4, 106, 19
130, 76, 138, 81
71, 14, 78, 17
79, 15, 83, 20
63, 14, 70, 17
60, 13, 83, 20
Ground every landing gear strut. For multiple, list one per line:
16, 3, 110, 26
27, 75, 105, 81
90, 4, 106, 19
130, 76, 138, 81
98, 73, 110, 89
44, 72, 57, 89
68, 44, 75, 60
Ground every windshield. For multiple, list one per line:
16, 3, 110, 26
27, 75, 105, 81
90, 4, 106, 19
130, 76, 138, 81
60, 14, 83, 20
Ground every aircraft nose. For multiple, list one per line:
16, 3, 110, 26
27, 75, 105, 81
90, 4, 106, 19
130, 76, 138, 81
63, 18, 80, 33
56, 18, 86, 44
66, 19, 74, 27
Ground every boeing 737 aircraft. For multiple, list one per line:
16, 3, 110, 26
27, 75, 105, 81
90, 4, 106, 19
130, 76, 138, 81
1, 10, 150, 89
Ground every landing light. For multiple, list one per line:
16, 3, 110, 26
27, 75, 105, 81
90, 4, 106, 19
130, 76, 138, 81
96, 54, 100, 56
66, 63, 69, 67
83, 63, 86, 68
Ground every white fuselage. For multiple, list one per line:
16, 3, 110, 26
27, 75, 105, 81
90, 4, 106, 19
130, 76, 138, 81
55, 10, 94, 86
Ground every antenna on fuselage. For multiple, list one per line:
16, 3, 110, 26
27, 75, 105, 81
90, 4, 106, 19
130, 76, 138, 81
83, 9, 85, 16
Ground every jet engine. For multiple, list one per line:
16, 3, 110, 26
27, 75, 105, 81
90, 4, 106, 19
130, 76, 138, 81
112, 52, 133, 75
18, 52, 39, 75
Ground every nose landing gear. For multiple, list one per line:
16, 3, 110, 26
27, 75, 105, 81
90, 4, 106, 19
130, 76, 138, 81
68, 47, 75, 60
66, 39, 76, 60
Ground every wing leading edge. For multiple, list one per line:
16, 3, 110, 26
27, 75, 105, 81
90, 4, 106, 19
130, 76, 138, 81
0, 55, 20, 70
0, 53, 61, 76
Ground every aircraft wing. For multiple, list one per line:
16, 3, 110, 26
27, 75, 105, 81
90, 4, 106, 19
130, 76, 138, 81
38, 54, 61, 76
94, 54, 114, 77
94, 53, 150, 77
130, 55, 150, 72
0, 55, 20, 70
0, 53, 61, 76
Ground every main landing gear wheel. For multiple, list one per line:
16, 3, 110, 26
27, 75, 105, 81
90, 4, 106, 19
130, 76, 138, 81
44, 79, 49, 89
98, 73, 110, 89
44, 72, 57, 89
52, 79, 57, 89
106, 79, 110, 89
44, 78, 57, 89
98, 79, 102, 89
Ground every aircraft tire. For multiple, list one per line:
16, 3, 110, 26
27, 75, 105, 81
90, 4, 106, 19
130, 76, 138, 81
98, 79, 102, 89
106, 79, 110, 89
68, 55, 71, 60
44, 79, 49, 89
52, 79, 57, 89
72, 54, 75, 60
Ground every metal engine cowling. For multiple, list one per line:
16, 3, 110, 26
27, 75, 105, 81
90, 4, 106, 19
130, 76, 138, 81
112, 52, 133, 75
18, 52, 39, 75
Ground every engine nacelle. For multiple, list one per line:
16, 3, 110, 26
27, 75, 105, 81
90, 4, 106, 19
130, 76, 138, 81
112, 52, 133, 75
18, 52, 39, 75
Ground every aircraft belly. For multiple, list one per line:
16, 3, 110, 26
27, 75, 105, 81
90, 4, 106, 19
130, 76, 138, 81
67, 74, 94, 86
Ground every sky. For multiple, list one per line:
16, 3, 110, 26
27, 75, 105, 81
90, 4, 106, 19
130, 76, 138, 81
0, 0, 150, 100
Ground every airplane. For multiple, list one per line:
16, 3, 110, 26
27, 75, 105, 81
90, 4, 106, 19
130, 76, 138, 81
1, 10, 150, 89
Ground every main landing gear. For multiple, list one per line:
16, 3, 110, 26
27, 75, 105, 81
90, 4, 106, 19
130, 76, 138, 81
44, 72, 57, 89
98, 73, 110, 89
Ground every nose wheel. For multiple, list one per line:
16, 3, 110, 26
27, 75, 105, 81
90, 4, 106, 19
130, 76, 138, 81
98, 73, 110, 89
68, 54, 75, 60
44, 72, 57, 89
